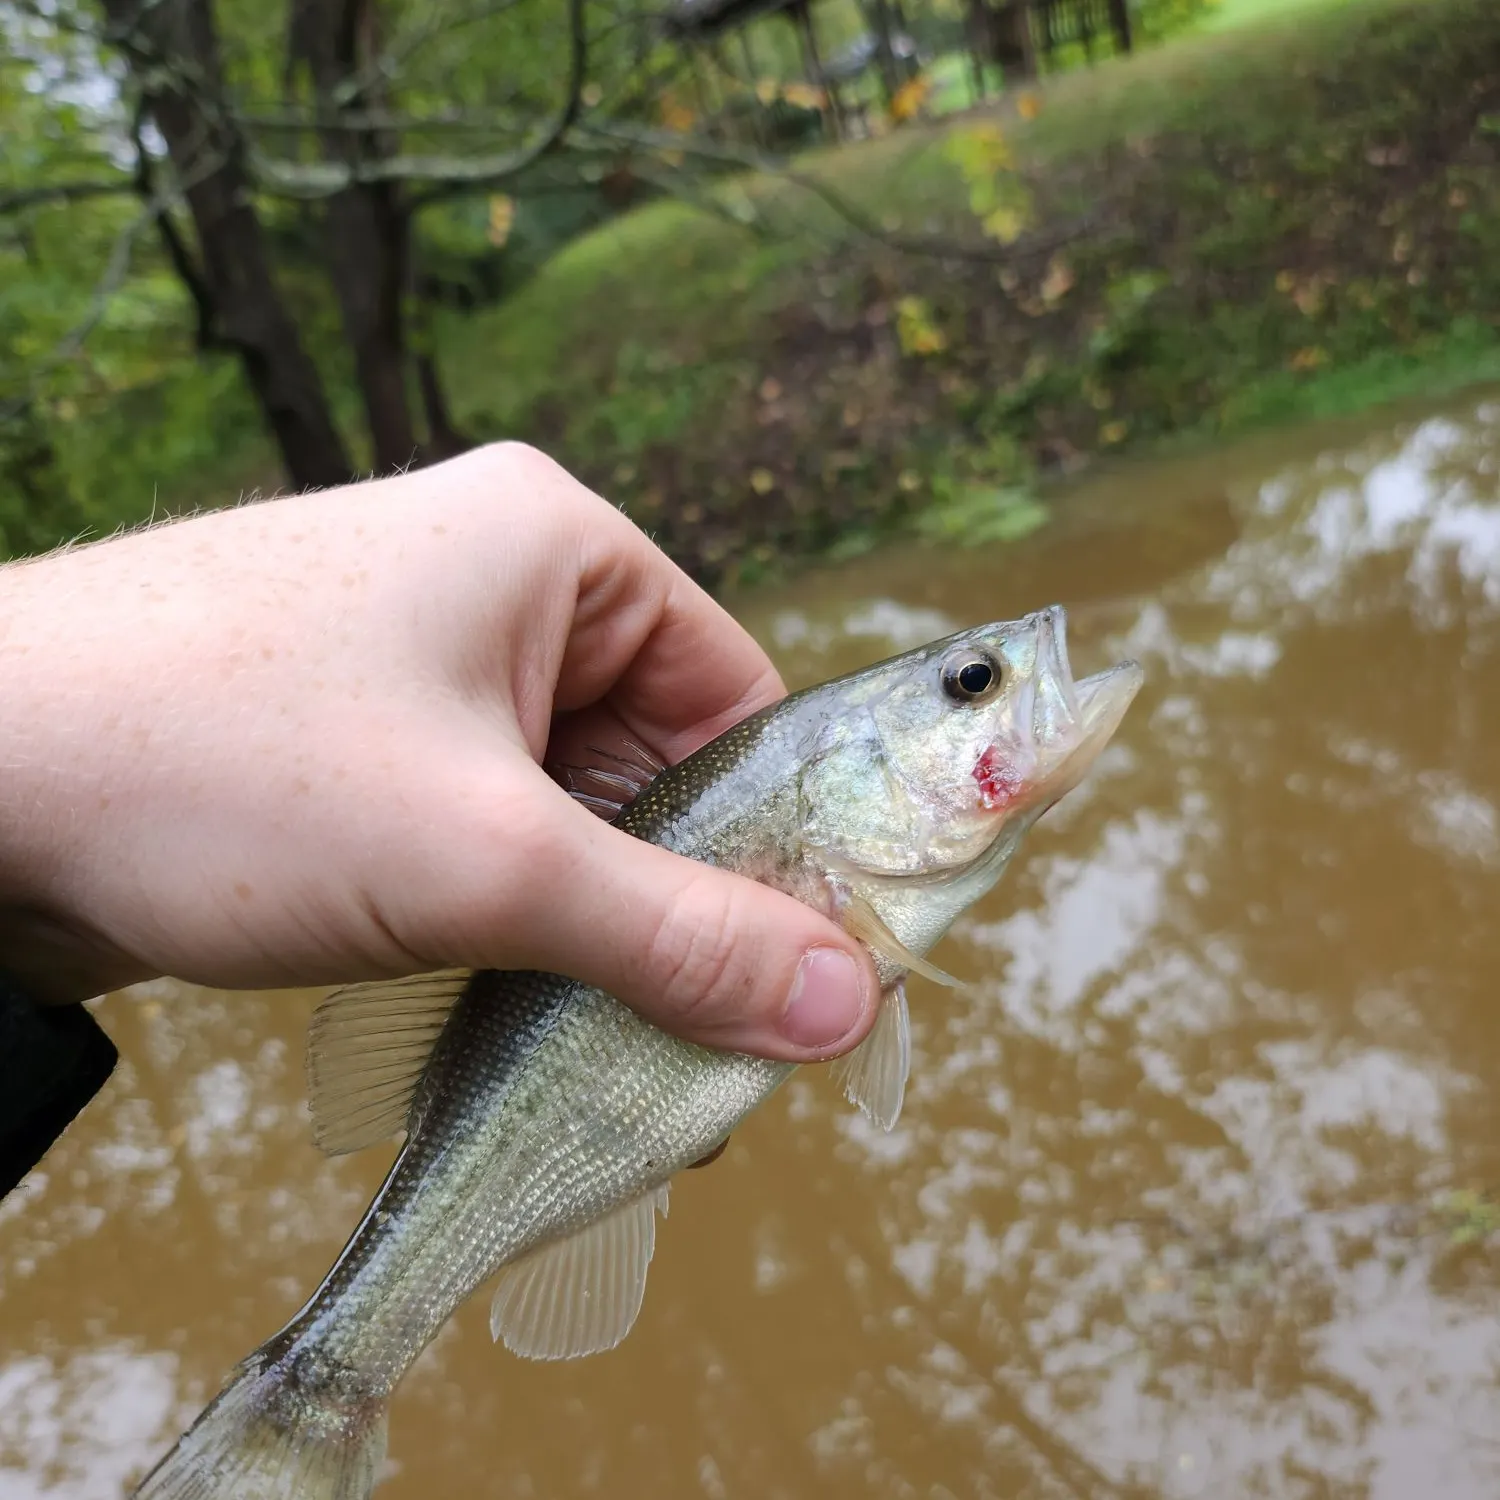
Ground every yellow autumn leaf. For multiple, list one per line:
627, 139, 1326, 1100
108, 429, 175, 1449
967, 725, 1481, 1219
782, 82, 827, 111
889, 74, 930, 123
895, 295, 948, 356
1293, 282, 1323, 316
1100, 420, 1128, 445
1016, 91, 1042, 120
944, 122, 1012, 179
1040, 256, 1075, 306
659, 95, 696, 134
970, 123, 1012, 171
1289, 346, 1328, 371
982, 205, 1028, 244
750, 468, 776, 494
487, 194, 516, 248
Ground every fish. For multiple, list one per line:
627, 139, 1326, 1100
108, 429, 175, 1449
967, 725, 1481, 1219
133, 606, 1142, 1500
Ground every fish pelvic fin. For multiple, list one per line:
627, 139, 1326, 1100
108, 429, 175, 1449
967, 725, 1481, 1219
490, 1184, 670, 1361
133, 1349, 387, 1500
832, 979, 911, 1131
839, 894, 967, 993
307, 968, 472, 1155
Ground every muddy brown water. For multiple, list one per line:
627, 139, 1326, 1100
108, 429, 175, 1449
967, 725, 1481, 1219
8, 392, 1500, 1499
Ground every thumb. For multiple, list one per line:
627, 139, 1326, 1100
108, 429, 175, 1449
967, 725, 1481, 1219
505, 797, 879, 1062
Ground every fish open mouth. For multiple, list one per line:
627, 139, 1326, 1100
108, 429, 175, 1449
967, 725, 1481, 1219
969, 605, 1142, 818
1033, 604, 1143, 804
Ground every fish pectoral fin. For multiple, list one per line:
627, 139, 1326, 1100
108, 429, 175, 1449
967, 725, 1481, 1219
840, 894, 965, 991
490, 1184, 671, 1361
831, 979, 911, 1132
306, 969, 472, 1156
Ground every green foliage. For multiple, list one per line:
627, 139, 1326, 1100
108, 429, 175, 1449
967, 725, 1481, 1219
914, 483, 1049, 545
1132, 0, 1222, 42
0, 0, 726, 555
576, 341, 745, 456
943, 123, 1034, 244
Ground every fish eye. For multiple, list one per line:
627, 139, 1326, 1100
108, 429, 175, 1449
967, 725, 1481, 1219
941, 653, 1002, 703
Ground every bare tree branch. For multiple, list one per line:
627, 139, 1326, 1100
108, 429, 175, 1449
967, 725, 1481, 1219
330, 0, 530, 108
240, 0, 586, 203
242, 104, 536, 136
0, 179, 137, 215
576, 120, 1100, 266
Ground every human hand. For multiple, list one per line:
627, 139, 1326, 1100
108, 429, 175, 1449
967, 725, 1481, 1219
0, 444, 877, 1061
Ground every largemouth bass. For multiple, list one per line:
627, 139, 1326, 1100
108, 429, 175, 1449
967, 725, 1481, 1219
135, 607, 1141, 1500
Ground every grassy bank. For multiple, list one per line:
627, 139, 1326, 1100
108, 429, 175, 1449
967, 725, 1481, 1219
19, 0, 1500, 581
430, 0, 1500, 585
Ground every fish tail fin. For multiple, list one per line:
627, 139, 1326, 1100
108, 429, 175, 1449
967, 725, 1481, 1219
134, 1349, 387, 1500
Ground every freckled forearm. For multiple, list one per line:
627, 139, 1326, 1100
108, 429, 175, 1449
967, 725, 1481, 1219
0, 555, 72, 907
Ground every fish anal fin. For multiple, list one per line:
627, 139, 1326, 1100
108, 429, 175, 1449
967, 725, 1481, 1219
489, 1184, 670, 1361
306, 969, 471, 1156
840, 894, 965, 991
831, 980, 911, 1131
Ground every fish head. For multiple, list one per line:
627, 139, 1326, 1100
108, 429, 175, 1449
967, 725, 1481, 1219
796, 605, 1143, 883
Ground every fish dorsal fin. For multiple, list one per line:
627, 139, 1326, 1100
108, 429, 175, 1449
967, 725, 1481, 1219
489, 1184, 671, 1361
832, 980, 911, 1131
306, 969, 471, 1156
555, 740, 666, 822
841, 893, 965, 991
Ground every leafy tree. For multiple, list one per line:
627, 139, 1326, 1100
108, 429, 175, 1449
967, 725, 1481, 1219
1, 0, 642, 502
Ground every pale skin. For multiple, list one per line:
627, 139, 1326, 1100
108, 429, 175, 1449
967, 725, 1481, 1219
0, 442, 878, 1062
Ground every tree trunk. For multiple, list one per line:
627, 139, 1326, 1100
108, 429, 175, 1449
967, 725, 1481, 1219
406, 241, 473, 464
100, 0, 354, 492
288, 0, 419, 474
415, 353, 471, 464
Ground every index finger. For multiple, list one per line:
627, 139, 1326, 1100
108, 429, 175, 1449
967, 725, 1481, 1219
554, 500, 786, 764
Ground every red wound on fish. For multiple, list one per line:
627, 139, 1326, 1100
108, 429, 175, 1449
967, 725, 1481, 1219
972, 746, 1023, 809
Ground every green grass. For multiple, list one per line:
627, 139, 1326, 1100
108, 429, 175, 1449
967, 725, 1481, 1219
1195, 0, 1347, 32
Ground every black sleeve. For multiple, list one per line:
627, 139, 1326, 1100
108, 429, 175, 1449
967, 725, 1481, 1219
0, 974, 118, 1200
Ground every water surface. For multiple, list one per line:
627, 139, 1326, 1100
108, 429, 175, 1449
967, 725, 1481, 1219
6, 392, 1500, 1499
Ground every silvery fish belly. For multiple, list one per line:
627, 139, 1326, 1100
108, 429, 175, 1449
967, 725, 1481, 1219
134, 607, 1143, 1500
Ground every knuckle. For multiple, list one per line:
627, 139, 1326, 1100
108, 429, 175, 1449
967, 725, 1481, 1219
472, 440, 572, 499
646, 876, 761, 1030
